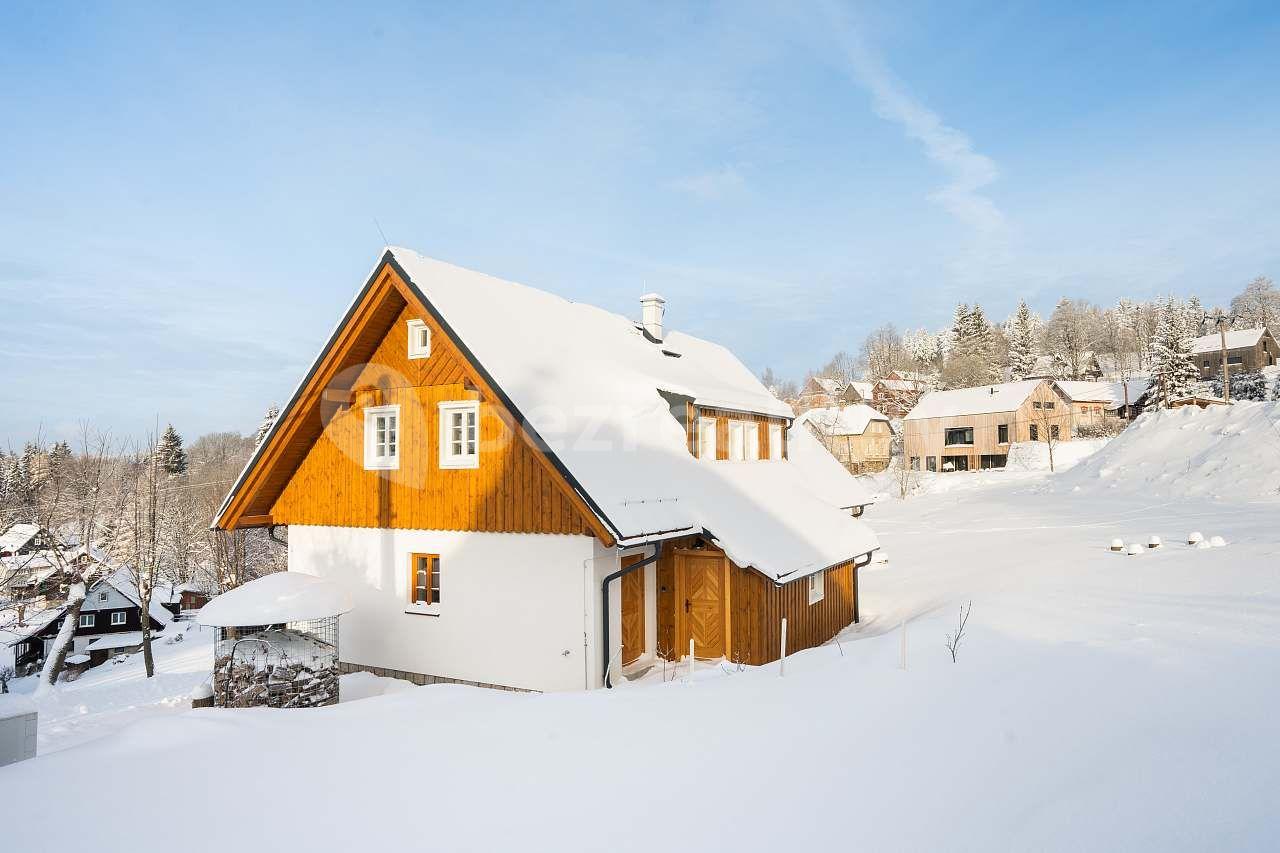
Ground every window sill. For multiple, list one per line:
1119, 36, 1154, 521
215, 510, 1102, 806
404, 604, 441, 617
439, 459, 480, 470
364, 461, 400, 471
943, 444, 975, 449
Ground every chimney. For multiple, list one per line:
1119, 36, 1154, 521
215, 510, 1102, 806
640, 293, 666, 342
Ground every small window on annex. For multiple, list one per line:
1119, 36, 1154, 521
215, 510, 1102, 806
743, 422, 760, 460
698, 417, 718, 460
406, 319, 431, 360
807, 571, 825, 605
945, 427, 974, 446
767, 423, 783, 460
439, 401, 480, 469
409, 553, 441, 606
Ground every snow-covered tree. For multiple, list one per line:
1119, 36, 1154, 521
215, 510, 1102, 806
1006, 300, 1039, 380
858, 324, 907, 380
1043, 298, 1100, 380
1147, 297, 1199, 408
1210, 370, 1268, 401
945, 303, 998, 386
1183, 295, 1207, 337
903, 327, 944, 371
255, 404, 281, 448
1230, 275, 1279, 332
155, 425, 188, 476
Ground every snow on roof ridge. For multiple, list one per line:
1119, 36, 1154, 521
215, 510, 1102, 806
1189, 327, 1267, 355
904, 379, 1044, 421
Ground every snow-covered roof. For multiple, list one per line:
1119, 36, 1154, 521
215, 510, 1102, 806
847, 381, 874, 400
803, 376, 845, 396
86, 632, 150, 652
1189, 328, 1267, 355
199, 572, 354, 627
96, 571, 174, 629
384, 249, 875, 580
785, 426, 876, 510
904, 380, 1045, 421
0, 604, 67, 646
877, 378, 919, 392
1055, 380, 1152, 409
0, 523, 40, 553
795, 404, 889, 437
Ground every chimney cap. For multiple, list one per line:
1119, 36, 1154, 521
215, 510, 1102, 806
640, 292, 665, 303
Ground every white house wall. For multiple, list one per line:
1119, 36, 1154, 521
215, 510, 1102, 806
288, 525, 601, 692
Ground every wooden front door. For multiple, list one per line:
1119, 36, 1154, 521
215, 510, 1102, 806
677, 551, 728, 659
620, 556, 645, 666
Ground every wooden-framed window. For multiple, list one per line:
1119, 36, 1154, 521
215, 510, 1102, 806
997, 424, 1009, 444
439, 401, 480, 469
363, 404, 400, 470
808, 571, 825, 605
945, 427, 974, 446
409, 553, 441, 605
697, 417, 717, 460
110, 611, 126, 626
79, 613, 95, 628
1029, 424, 1039, 441
768, 423, 783, 460
407, 319, 431, 359
728, 421, 746, 461
743, 422, 760, 460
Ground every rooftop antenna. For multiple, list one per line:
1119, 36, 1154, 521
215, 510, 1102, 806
373, 216, 390, 247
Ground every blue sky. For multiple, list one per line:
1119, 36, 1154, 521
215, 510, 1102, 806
2, 1, 1278, 446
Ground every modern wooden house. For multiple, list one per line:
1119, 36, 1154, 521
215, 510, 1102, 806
795, 404, 893, 474
902, 379, 1074, 472
214, 248, 879, 692
1189, 328, 1279, 378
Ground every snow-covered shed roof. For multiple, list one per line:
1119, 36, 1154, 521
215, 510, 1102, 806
785, 426, 876, 511
0, 523, 40, 553
904, 380, 1045, 421
795, 404, 889, 437
0, 604, 67, 646
1055, 379, 1152, 409
199, 572, 354, 627
1189, 328, 1267, 355
85, 632, 150, 652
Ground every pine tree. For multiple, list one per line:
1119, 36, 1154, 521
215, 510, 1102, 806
1148, 297, 1199, 408
255, 404, 281, 448
1184, 296, 1206, 337
1007, 300, 1039, 380
155, 424, 188, 476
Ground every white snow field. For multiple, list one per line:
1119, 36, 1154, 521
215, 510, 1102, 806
3, 404, 1280, 852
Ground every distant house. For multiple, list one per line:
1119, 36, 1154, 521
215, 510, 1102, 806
1028, 353, 1105, 381
871, 370, 928, 420
157, 580, 213, 616
794, 375, 869, 411
1054, 379, 1152, 425
903, 379, 1073, 472
795, 404, 893, 474
0, 524, 51, 558
1189, 328, 1279, 378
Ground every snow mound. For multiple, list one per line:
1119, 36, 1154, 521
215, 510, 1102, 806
1005, 438, 1110, 472
1057, 402, 1280, 502
199, 572, 354, 626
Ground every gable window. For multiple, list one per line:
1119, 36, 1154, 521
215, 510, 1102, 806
743, 422, 760, 461
997, 424, 1009, 445
1042, 401, 1056, 410
98, 591, 108, 602
409, 553, 441, 606
1033, 401, 1042, 409
110, 611, 126, 626
697, 417, 718, 460
439, 401, 480, 469
79, 613, 95, 628
808, 571, 825, 605
768, 423, 783, 460
944, 427, 974, 446
407, 319, 431, 359
363, 405, 400, 470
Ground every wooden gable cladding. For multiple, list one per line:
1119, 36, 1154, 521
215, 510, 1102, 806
654, 535, 858, 665
690, 406, 788, 460
221, 258, 613, 543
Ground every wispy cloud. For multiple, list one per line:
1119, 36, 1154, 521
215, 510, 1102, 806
666, 164, 749, 201
823, 4, 1007, 238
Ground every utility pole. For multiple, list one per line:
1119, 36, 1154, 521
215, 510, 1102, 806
1212, 311, 1233, 402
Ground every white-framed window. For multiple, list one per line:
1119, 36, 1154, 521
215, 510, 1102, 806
16, 642, 28, 656
110, 611, 126, 626
439, 401, 480, 469
407, 319, 431, 359
697, 417, 718, 460
728, 421, 746, 461
808, 571, 825, 605
363, 404, 401, 470
768, 423, 783, 460
98, 591, 107, 602
743, 422, 760, 461
79, 613, 95, 628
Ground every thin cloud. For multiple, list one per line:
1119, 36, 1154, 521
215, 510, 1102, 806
666, 164, 748, 201
823, 5, 1007, 237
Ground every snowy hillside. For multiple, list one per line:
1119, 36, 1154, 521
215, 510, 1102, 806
1057, 402, 1280, 501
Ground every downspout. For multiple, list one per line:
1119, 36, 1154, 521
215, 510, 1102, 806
600, 541, 663, 689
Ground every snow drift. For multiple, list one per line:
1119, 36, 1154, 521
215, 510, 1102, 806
1057, 402, 1280, 501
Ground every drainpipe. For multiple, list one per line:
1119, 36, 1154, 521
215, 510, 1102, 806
600, 541, 663, 688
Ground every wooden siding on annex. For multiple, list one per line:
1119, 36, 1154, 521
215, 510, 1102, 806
270, 299, 597, 537
654, 536, 857, 666
902, 380, 1074, 464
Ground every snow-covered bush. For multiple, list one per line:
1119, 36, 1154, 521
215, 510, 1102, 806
1209, 370, 1268, 401
1075, 419, 1127, 439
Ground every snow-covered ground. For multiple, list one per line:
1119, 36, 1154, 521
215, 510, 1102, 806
3, 405, 1279, 851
